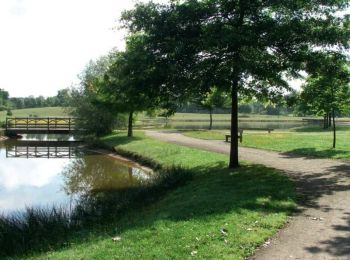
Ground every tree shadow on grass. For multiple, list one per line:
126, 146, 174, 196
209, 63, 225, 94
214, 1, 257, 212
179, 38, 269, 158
141, 163, 297, 223
280, 148, 350, 160
4, 158, 350, 258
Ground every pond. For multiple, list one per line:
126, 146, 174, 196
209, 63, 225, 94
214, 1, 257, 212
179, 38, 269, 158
170, 120, 304, 130
0, 135, 151, 216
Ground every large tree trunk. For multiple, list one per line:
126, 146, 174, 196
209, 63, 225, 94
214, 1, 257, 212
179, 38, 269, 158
127, 111, 133, 137
209, 109, 213, 130
332, 109, 336, 148
229, 79, 239, 168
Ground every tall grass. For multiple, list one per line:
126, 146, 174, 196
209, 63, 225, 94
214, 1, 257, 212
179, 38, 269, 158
0, 157, 193, 257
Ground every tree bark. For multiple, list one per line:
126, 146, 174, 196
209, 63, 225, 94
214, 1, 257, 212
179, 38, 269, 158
229, 78, 239, 168
332, 109, 336, 148
209, 109, 213, 130
128, 111, 133, 137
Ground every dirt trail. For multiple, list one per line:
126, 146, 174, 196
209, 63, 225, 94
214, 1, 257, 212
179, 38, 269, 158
145, 130, 350, 260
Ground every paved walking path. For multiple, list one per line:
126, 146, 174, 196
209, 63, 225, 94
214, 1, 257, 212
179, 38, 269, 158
145, 131, 350, 260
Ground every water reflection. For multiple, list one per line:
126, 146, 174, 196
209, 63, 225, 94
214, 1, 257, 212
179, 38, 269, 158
62, 153, 151, 195
5, 140, 80, 159
20, 133, 75, 141
0, 137, 151, 214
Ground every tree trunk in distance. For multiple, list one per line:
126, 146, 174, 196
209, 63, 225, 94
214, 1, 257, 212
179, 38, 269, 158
332, 109, 336, 148
324, 114, 327, 129
229, 79, 239, 168
128, 111, 133, 137
209, 109, 213, 130
329, 112, 332, 128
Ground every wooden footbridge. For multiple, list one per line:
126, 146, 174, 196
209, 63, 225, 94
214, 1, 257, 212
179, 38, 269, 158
5, 117, 76, 135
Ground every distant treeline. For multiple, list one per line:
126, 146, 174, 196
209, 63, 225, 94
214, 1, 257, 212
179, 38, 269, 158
0, 88, 70, 111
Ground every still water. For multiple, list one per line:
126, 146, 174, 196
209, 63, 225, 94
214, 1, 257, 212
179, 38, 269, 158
0, 135, 151, 215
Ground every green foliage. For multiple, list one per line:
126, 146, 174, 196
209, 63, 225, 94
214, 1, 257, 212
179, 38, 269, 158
301, 54, 350, 116
0, 89, 9, 111
69, 52, 122, 137
68, 88, 120, 137
123, 0, 349, 99
198, 87, 228, 111
101, 35, 172, 136
6, 109, 12, 116
8, 89, 71, 109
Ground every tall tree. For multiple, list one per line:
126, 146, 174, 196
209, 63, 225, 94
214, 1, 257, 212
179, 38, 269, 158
197, 87, 228, 130
122, 0, 349, 167
301, 53, 350, 148
104, 35, 166, 137
69, 52, 119, 137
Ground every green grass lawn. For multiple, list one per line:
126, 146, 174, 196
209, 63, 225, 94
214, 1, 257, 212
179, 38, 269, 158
32, 132, 296, 260
0, 107, 67, 122
182, 127, 350, 160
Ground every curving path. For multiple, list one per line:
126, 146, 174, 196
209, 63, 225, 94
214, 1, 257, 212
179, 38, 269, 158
145, 130, 350, 260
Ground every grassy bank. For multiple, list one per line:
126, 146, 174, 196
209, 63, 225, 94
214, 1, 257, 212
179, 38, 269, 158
182, 127, 350, 160
30, 131, 296, 259
0, 107, 67, 121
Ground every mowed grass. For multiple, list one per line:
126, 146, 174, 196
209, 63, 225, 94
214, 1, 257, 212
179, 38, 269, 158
182, 127, 350, 160
0, 107, 67, 122
33, 132, 296, 260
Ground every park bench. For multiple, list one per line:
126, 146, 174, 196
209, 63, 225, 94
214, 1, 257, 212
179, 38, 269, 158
225, 128, 274, 143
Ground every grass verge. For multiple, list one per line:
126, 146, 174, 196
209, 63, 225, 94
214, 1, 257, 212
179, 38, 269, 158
182, 127, 350, 160
29, 131, 296, 259
0, 107, 67, 121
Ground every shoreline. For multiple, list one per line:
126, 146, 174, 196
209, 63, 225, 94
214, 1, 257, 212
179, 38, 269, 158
86, 147, 154, 174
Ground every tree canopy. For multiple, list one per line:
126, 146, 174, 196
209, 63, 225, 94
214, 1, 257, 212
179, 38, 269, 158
122, 0, 350, 167
300, 53, 350, 147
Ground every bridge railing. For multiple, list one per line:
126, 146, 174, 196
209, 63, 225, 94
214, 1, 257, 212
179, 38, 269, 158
5, 117, 76, 131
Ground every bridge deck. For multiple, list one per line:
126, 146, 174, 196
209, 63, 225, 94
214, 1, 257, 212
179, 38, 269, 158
5, 117, 77, 135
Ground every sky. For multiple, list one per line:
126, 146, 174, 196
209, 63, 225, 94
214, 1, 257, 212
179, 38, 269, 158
0, 0, 167, 97
0, 1, 346, 98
